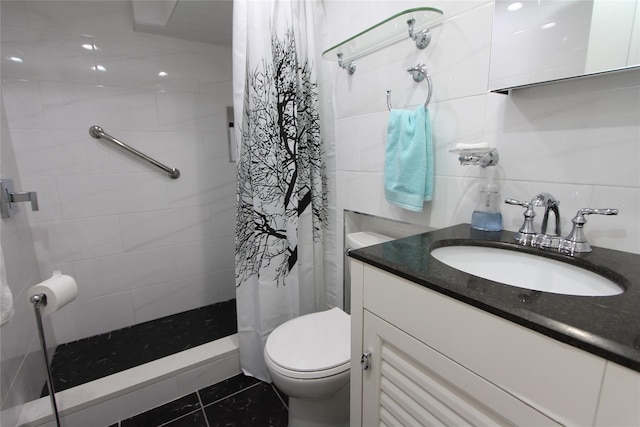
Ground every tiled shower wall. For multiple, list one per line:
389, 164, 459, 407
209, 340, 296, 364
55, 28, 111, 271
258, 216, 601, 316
325, 0, 640, 305
1, 0, 236, 347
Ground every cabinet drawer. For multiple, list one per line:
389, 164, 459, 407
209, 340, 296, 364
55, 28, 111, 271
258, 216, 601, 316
363, 265, 606, 426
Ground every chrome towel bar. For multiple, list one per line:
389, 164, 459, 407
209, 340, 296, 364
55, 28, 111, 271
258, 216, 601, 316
89, 126, 180, 179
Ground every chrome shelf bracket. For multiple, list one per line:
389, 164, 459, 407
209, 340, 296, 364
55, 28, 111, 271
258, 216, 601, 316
407, 18, 432, 49
337, 52, 356, 75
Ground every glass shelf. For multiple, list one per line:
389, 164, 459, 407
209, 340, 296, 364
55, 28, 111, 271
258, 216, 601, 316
322, 7, 443, 66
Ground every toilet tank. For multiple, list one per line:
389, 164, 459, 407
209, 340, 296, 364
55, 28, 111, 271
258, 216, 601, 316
346, 232, 394, 250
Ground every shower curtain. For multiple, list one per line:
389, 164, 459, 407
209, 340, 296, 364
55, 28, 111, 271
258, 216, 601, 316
233, 0, 330, 381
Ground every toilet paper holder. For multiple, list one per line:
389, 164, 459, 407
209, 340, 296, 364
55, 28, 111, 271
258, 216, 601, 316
0, 178, 39, 218
30, 293, 62, 427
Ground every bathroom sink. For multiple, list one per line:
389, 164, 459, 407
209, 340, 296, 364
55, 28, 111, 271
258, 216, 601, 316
430, 245, 623, 296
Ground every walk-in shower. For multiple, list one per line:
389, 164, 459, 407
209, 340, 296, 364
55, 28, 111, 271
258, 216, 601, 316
1, 1, 238, 425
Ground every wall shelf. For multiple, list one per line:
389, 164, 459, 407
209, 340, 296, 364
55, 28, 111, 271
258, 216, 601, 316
322, 7, 443, 75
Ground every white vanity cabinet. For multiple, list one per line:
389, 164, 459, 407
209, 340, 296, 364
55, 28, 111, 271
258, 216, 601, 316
350, 260, 640, 426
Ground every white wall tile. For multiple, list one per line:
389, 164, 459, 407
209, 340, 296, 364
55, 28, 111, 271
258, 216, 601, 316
336, 171, 407, 222
39, 81, 160, 131
428, 3, 495, 101
166, 166, 236, 208
30, 217, 123, 265
119, 206, 215, 252
0, 2, 27, 29
173, 237, 235, 280
211, 201, 236, 239
10, 129, 112, 177
1, 80, 46, 129
157, 90, 229, 132
93, 39, 201, 92
56, 172, 169, 219
72, 247, 177, 300
335, 117, 361, 171
131, 273, 222, 324
216, 268, 237, 302
590, 186, 640, 254
494, 73, 640, 187
359, 111, 390, 172
1, 25, 98, 84
50, 291, 136, 343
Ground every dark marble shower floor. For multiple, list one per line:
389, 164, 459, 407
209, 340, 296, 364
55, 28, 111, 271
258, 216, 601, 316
43, 299, 237, 396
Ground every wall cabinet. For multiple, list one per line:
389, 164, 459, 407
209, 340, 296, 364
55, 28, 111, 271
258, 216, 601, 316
350, 260, 640, 426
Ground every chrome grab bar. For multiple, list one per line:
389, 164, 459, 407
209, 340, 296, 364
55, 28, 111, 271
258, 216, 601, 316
89, 126, 180, 179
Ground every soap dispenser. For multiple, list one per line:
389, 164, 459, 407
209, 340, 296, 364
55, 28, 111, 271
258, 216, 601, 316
471, 182, 502, 231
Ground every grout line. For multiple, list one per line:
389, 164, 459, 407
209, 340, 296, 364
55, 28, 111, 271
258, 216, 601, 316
271, 384, 289, 410
156, 408, 204, 427
201, 381, 263, 408
196, 390, 211, 427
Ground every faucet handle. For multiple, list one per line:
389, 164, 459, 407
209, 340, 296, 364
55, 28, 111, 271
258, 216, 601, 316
559, 208, 619, 255
504, 197, 537, 245
577, 208, 618, 217
504, 198, 531, 208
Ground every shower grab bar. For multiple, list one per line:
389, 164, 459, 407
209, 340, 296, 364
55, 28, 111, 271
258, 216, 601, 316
89, 126, 180, 179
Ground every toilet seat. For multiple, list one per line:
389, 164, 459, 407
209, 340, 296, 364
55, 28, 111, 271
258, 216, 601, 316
265, 307, 350, 380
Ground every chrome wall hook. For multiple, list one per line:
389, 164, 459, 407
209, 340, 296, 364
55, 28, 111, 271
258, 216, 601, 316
407, 19, 432, 49
337, 52, 356, 75
407, 63, 428, 83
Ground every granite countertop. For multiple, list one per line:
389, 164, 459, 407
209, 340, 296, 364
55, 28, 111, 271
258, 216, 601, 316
348, 223, 640, 372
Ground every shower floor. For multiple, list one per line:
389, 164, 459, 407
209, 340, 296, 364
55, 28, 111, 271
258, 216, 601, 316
43, 299, 237, 396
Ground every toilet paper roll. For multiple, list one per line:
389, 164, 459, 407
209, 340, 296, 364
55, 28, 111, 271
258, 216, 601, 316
27, 271, 78, 316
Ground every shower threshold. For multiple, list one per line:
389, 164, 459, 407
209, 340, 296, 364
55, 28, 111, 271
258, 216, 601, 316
18, 334, 241, 427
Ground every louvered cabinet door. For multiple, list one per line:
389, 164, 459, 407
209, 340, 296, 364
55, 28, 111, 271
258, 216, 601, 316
361, 311, 559, 427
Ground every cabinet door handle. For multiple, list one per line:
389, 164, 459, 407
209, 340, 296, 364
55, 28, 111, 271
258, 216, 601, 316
361, 351, 371, 370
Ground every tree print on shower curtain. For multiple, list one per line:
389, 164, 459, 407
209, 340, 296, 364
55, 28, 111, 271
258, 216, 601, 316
234, 8, 328, 380
237, 28, 327, 286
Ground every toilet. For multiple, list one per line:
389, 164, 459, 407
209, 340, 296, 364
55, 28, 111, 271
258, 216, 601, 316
264, 231, 393, 427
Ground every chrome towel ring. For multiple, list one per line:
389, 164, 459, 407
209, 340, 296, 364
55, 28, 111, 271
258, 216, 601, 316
387, 63, 433, 110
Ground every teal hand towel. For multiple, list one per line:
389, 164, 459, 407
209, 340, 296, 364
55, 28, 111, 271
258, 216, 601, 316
384, 106, 433, 212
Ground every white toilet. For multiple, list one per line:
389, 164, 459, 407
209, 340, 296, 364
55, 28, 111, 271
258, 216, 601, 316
264, 232, 393, 427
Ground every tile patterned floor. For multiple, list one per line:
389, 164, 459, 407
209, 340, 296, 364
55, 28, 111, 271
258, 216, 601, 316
108, 373, 288, 427
43, 299, 237, 396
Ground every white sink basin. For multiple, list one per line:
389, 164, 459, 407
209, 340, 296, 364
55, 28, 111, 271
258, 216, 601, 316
431, 245, 623, 297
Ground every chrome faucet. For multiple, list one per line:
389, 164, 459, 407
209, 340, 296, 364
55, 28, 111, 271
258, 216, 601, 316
532, 193, 561, 250
504, 193, 560, 247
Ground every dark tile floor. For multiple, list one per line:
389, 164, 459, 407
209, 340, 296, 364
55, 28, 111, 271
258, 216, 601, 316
43, 299, 237, 396
108, 373, 288, 427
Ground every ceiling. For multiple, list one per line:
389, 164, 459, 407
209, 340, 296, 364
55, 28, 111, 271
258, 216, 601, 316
131, 0, 233, 46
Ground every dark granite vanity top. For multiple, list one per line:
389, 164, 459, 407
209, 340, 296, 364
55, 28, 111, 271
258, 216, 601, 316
348, 223, 640, 372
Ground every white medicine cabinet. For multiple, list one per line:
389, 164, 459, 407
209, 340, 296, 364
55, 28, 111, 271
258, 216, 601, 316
488, 0, 640, 92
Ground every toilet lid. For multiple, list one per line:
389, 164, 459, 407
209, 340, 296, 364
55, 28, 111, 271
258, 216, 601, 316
265, 308, 350, 373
